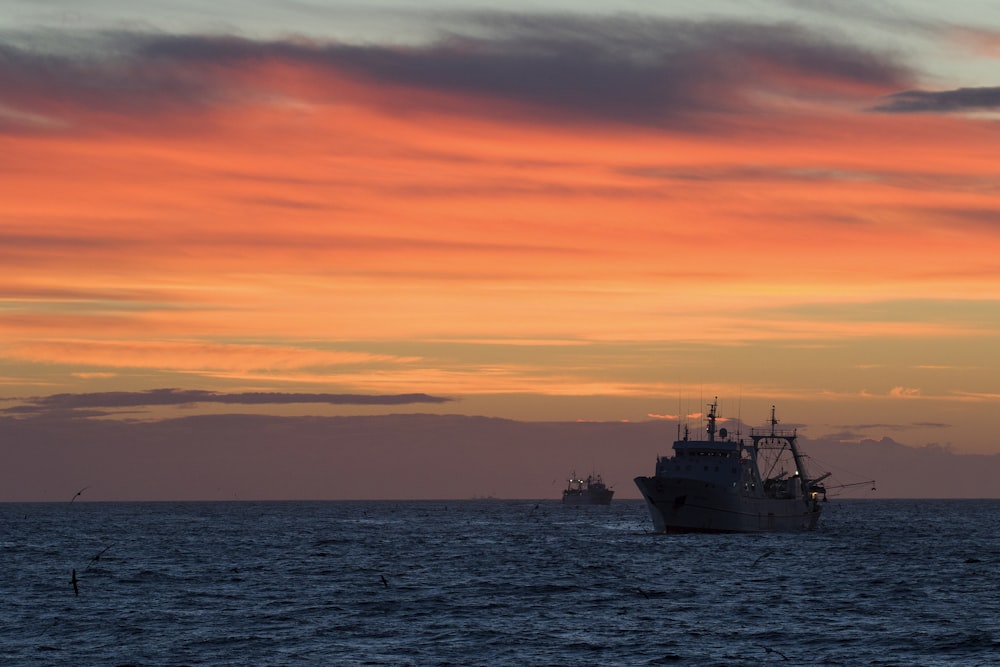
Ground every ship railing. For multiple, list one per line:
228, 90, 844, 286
749, 427, 797, 440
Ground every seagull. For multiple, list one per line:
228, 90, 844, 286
758, 645, 789, 661
380, 575, 389, 588
84, 544, 113, 571
70, 486, 89, 503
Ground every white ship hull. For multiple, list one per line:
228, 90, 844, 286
634, 476, 821, 533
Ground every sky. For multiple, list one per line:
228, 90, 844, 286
2, 1, 1000, 500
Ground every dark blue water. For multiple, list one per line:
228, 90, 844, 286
2, 499, 998, 666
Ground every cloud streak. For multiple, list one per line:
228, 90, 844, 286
7, 388, 453, 414
3, 340, 418, 372
872, 86, 1000, 113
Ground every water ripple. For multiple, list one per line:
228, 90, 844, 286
1, 499, 998, 665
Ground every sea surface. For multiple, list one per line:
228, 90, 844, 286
2, 499, 998, 666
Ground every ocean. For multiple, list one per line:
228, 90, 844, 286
2, 499, 997, 666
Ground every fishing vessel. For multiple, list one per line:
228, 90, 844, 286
562, 472, 614, 505
634, 400, 829, 532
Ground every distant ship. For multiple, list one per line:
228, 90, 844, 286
634, 400, 830, 532
562, 472, 614, 505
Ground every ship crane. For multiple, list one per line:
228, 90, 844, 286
816, 477, 876, 500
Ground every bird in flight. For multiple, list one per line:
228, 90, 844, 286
70, 486, 89, 503
85, 544, 113, 571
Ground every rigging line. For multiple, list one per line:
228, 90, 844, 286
736, 388, 743, 440
762, 441, 790, 480
806, 452, 873, 483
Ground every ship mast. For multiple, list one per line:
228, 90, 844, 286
706, 398, 718, 442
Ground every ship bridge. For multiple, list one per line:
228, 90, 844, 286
655, 401, 748, 483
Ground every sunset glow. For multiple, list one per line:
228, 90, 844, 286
3, 1, 1000, 492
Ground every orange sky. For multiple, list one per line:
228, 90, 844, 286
2, 6, 1000, 466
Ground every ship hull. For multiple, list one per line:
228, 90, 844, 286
562, 490, 613, 506
634, 476, 820, 533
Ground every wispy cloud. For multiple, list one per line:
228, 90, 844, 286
6, 388, 452, 415
3, 340, 419, 372
872, 86, 1000, 113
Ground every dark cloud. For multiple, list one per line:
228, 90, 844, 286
849, 423, 915, 430
0, 13, 911, 133
237, 196, 331, 211
7, 388, 453, 414
871, 86, 1000, 113
622, 164, 880, 184
0, 38, 219, 132
0, 413, 995, 501
331, 13, 907, 125
835, 422, 951, 432
2, 406, 115, 420
0, 232, 143, 263
932, 207, 1000, 228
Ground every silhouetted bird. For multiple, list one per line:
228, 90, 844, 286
380, 575, 389, 588
758, 645, 789, 661
85, 544, 113, 571
70, 486, 89, 503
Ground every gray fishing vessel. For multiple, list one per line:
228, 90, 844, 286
634, 400, 829, 532
562, 472, 614, 505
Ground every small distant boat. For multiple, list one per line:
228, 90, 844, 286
634, 400, 829, 533
562, 472, 614, 505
